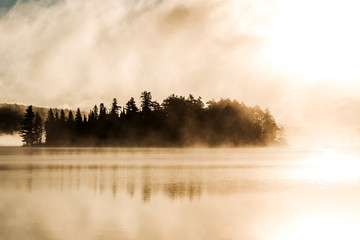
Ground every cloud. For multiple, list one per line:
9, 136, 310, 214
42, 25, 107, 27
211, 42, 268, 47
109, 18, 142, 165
1, 0, 360, 147
0, 0, 278, 106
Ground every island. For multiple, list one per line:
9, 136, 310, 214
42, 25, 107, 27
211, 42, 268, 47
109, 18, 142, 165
17, 91, 281, 147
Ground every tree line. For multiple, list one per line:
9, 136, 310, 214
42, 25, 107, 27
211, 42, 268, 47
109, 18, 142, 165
19, 91, 281, 147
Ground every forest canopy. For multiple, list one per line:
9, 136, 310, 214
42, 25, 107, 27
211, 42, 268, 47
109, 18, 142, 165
18, 92, 282, 147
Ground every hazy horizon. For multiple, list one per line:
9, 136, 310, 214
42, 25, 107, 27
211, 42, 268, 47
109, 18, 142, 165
1, 0, 360, 147
2, 2, 360, 238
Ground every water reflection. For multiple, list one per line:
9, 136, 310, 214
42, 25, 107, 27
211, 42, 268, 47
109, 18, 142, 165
2, 148, 360, 240
0, 163, 209, 200
1, 147, 360, 201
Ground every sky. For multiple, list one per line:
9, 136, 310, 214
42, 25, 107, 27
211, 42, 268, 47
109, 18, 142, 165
1, 0, 360, 147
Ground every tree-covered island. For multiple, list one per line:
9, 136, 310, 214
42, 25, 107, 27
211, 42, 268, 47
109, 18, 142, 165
19, 91, 281, 147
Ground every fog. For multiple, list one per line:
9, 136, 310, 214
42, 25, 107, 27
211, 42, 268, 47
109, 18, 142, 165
1, 0, 360, 147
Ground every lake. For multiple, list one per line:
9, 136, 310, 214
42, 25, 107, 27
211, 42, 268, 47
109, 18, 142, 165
1, 147, 360, 240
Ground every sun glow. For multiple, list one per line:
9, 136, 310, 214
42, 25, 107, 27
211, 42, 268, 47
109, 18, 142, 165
279, 215, 360, 240
299, 149, 360, 182
265, 0, 360, 82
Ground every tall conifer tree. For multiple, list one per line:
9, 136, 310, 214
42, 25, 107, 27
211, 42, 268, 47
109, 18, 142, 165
19, 106, 35, 146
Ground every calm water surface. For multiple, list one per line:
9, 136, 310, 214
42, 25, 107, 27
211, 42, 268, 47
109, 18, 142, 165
1, 147, 360, 240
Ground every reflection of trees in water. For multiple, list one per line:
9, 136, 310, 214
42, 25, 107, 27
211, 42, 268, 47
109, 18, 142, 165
127, 180, 135, 197
163, 181, 202, 200
26, 168, 33, 192
0, 164, 207, 201
142, 175, 152, 202
0, 164, 269, 201
112, 167, 118, 197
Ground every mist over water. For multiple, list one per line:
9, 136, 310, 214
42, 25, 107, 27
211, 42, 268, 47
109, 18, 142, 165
1, 1, 360, 238
1, 147, 360, 240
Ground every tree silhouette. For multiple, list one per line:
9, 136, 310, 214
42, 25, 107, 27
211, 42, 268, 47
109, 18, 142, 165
0, 106, 23, 134
93, 105, 99, 119
99, 103, 107, 120
23, 91, 282, 147
33, 112, 43, 145
45, 109, 56, 145
261, 109, 279, 143
140, 91, 152, 113
75, 108, 82, 133
110, 98, 120, 118
68, 110, 74, 126
60, 109, 66, 125
19, 106, 35, 146
126, 97, 138, 116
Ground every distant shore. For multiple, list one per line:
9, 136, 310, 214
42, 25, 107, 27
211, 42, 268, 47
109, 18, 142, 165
10, 92, 283, 147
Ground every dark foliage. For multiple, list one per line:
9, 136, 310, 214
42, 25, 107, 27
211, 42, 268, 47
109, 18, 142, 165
41, 92, 281, 147
0, 106, 23, 134
0, 103, 78, 135
19, 106, 43, 146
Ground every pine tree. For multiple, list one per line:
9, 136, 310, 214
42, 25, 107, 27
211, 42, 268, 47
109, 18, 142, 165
110, 98, 120, 118
99, 103, 107, 120
126, 97, 139, 115
60, 109, 66, 125
75, 108, 82, 133
75, 108, 82, 123
33, 112, 43, 145
45, 109, 56, 145
68, 110, 74, 125
19, 106, 35, 146
140, 91, 152, 113
93, 105, 99, 120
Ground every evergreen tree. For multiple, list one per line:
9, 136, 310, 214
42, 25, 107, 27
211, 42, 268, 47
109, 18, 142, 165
93, 105, 99, 120
60, 109, 66, 124
67, 110, 75, 137
45, 109, 56, 145
19, 106, 35, 146
140, 91, 152, 113
125, 97, 139, 116
110, 98, 120, 118
68, 110, 74, 125
75, 108, 82, 130
99, 103, 107, 120
33, 112, 43, 145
